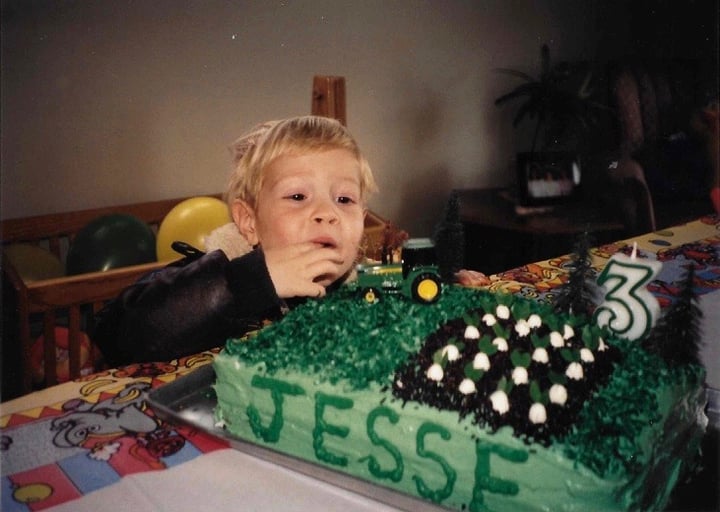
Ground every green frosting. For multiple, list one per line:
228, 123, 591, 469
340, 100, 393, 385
215, 285, 707, 511
563, 337, 706, 480
469, 440, 529, 511
412, 422, 456, 502
363, 406, 404, 482
313, 392, 354, 466
247, 375, 304, 442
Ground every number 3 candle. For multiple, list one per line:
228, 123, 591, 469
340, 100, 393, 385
594, 243, 662, 341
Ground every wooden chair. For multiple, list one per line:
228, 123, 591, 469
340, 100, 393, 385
2, 196, 219, 395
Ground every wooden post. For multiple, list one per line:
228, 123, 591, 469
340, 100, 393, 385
311, 76, 347, 126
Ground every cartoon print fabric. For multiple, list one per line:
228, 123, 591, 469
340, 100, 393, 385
1, 353, 227, 511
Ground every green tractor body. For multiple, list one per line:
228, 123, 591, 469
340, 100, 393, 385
353, 238, 442, 304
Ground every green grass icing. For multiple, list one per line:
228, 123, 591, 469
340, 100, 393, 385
225, 286, 566, 389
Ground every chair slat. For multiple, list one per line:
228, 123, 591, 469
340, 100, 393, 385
68, 306, 82, 380
43, 311, 58, 387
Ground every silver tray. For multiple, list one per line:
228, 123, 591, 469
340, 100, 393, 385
147, 365, 448, 512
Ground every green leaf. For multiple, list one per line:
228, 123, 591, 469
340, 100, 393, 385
529, 381, 545, 403
511, 300, 532, 321
548, 370, 567, 385
445, 337, 465, 353
511, 350, 531, 368
544, 314, 562, 332
462, 311, 479, 327
496, 294, 513, 308
560, 348, 579, 363
582, 325, 599, 350
531, 332, 549, 348
478, 336, 498, 355
432, 349, 448, 366
464, 362, 484, 381
497, 376, 513, 394
492, 324, 510, 339
477, 294, 498, 313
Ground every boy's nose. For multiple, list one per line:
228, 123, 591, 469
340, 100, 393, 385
313, 201, 339, 224
313, 212, 339, 224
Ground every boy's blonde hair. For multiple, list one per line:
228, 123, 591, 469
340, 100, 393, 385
226, 116, 377, 209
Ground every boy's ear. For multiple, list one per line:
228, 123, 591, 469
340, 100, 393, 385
231, 200, 259, 246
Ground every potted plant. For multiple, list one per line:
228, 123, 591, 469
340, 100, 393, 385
495, 44, 607, 206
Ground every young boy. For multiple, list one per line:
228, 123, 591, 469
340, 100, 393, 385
93, 116, 378, 366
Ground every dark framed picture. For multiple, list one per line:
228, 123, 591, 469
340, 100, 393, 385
516, 151, 581, 206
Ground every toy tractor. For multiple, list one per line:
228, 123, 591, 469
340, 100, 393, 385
353, 238, 442, 304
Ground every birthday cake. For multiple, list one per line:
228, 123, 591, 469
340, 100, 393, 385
214, 282, 707, 511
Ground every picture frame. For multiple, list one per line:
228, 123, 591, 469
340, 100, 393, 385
516, 151, 581, 206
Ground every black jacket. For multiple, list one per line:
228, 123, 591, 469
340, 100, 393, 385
93, 248, 284, 367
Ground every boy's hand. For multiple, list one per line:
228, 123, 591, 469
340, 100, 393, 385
264, 243, 346, 298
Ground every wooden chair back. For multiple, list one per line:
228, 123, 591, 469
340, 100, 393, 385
312, 76, 347, 126
2, 196, 216, 394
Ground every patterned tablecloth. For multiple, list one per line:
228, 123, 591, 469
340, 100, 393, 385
2, 214, 718, 511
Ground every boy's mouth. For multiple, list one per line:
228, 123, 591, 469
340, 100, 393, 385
312, 237, 337, 249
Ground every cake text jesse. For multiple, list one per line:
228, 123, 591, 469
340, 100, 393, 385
246, 373, 528, 507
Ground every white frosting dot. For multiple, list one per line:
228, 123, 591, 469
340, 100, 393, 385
550, 331, 565, 348
490, 390, 510, 414
473, 352, 491, 371
549, 384, 568, 405
512, 366, 529, 385
515, 319, 530, 337
482, 313, 497, 326
528, 314, 542, 328
442, 344, 461, 362
563, 324, 575, 340
532, 347, 549, 364
427, 363, 444, 381
566, 361, 584, 380
464, 325, 480, 339
598, 337, 608, 352
496, 305, 510, 320
492, 337, 509, 352
580, 348, 595, 363
458, 378, 477, 395
529, 403, 547, 424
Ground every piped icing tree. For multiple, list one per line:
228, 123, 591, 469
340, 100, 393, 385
434, 191, 465, 281
553, 231, 598, 317
643, 264, 703, 366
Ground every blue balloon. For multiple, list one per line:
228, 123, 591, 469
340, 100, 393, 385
66, 214, 156, 275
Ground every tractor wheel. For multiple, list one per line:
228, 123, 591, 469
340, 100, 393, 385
411, 273, 441, 304
362, 287, 380, 304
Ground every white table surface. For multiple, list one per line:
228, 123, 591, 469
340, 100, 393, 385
47, 448, 406, 512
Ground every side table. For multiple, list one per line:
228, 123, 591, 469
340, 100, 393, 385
455, 188, 626, 274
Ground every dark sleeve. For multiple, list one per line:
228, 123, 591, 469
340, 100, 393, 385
93, 249, 283, 366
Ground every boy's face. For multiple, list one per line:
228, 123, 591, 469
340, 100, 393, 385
239, 148, 366, 286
